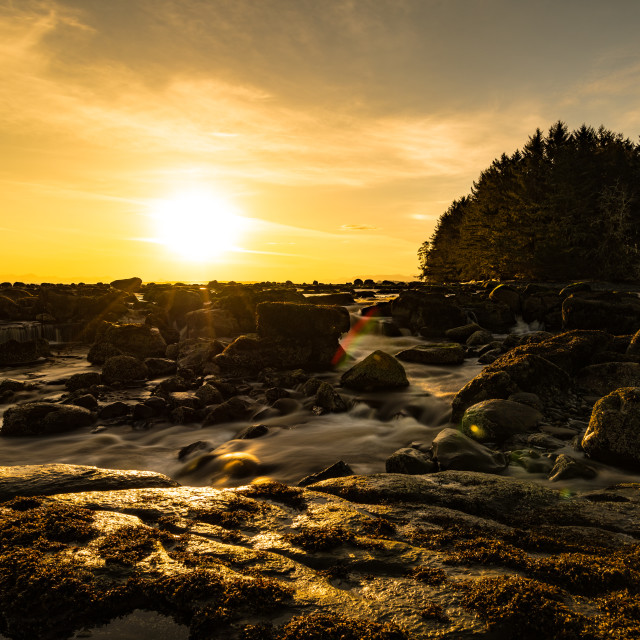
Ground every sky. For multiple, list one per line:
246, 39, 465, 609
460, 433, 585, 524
2, 0, 640, 284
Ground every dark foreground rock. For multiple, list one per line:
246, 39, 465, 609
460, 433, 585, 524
1, 402, 94, 436
0, 467, 638, 640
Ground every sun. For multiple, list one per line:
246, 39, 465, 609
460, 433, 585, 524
150, 188, 245, 261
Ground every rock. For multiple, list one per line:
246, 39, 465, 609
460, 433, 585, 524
465, 300, 515, 333
508, 391, 544, 411
157, 288, 204, 327
101, 355, 148, 384
143, 357, 177, 379
577, 362, 640, 396
109, 277, 142, 293
562, 292, 640, 334
184, 308, 241, 339
559, 282, 591, 297
98, 401, 131, 420
451, 371, 520, 423
203, 397, 255, 424
460, 399, 543, 443
178, 440, 212, 460
466, 330, 493, 346
65, 372, 102, 392
626, 329, 640, 357
548, 454, 597, 482
132, 403, 154, 420
391, 291, 466, 335
257, 302, 350, 341
0, 463, 176, 499
361, 302, 392, 317
432, 428, 508, 473
234, 424, 271, 439
176, 338, 224, 374
194, 383, 224, 406
313, 382, 348, 413
306, 293, 355, 305
265, 387, 290, 404
385, 447, 436, 474
445, 323, 485, 343
1, 402, 94, 436
88, 323, 166, 364
522, 291, 562, 324
582, 387, 640, 469
488, 284, 521, 314
0, 338, 50, 365
340, 350, 409, 391
396, 343, 464, 365
380, 320, 403, 337
298, 460, 354, 487
510, 449, 556, 473
170, 406, 199, 424
0, 295, 22, 319
0, 378, 26, 394
69, 394, 99, 411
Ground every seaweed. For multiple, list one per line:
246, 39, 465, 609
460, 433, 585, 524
238, 481, 307, 510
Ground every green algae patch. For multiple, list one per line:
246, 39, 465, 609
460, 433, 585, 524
239, 613, 408, 640
238, 481, 307, 510
97, 525, 163, 566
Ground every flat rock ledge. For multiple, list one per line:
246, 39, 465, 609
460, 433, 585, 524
0, 466, 639, 640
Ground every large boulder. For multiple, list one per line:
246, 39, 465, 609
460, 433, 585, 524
391, 291, 466, 335
582, 387, 640, 469
460, 399, 543, 443
157, 288, 204, 327
396, 343, 464, 365
306, 293, 355, 305
488, 284, 521, 314
176, 338, 225, 374
562, 292, 640, 334
184, 308, 240, 339
109, 277, 142, 293
432, 428, 508, 473
465, 300, 515, 333
1, 402, 94, 436
451, 371, 520, 423
0, 338, 50, 365
257, 302, 350, 341
577, 362, 640, 397
340, 350, 409, 391
88, 323, 167, 364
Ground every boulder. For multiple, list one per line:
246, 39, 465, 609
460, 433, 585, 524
466, 330, 493, 346
396, 343, 464, 365
1, 402, 94, 436
313, 382, 348, 413
548, 454, 597, 482
460, 399, 543, 443
0, 338, 50, 365
465, 300, 515, 333
562, 293, 640, 334
143, 357, 177, 379
176, 338, 225, 374
306, 293, 355, 305
184, 308, 241, 339
98, 401, 131, 420
109, 277, 142, 293
298, 460, 354, 487
340, 350, 409, 391
385, 447, 436, 474
626, 329, 640, 357
582, 387, 640, 469
88, 323, 166, 364
257, 302, 349, 341
488, 284, 521, 314
577, 362, 640, 397
194, 383, 224, 406
157, 288, 204, 327
391, 291, 466, 335
65, 372, 102, 392
445, 323, 485, 343
432, 428, 507, 473
451, 371, 520, 423
101, 355, 148, 384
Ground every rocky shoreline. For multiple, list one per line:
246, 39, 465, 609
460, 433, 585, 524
1, 278, 640, 638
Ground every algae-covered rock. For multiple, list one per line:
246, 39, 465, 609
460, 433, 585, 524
101, 355, 148, 384
432, 428, 508, 473
582, 387, 640, 469
461, 399, 543, 443
340, 350, 409, 391
88, 322, 167, 364
396, 342, 464, 365
385, 447, 436, 474
1, 402, 94, 437
577, 362, 640, 397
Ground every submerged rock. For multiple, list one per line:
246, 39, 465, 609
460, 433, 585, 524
340, 350, 409, 391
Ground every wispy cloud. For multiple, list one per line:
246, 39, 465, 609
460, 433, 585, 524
341, 224, 378, 231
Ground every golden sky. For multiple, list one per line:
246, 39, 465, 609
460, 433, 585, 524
2, 0, 640, 283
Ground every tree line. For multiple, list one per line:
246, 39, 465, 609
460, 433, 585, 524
418, 122, 640, 282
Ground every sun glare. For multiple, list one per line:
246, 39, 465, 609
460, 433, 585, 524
151, 189, 245, 261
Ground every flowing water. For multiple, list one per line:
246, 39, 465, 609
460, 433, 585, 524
0, 308, 639, 494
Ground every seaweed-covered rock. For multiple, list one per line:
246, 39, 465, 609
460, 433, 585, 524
88, 323, 166, 364
460, 399, 543, 443
396, 343, 464, 365
65, 372, 102, 392
577, 362, 640, 397
432, 428, 508, 473
340, 350, 409, 391
1, 402, 94, 436
184, 308, 241, 339
143, 357, 177, 379
451, 371, 520, 423
101, 355, 148, 384
582, 387, 640, 469
176, 337, 224, 374
0, 338, 50, 365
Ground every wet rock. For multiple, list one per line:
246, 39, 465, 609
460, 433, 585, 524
177, 440, 212, 460
548, 454, 597, 482
306, 293, 355, 305
0, 338, 50, 365
184, 308, 240, 339
582, 387, 640, 469
203, 397, 255, 425
0, 378, 27, 394
559, 282, 591, 297
170, 406, 200, 424
466, 330, 493, 346
361, 301, 392, 317
385, 447, 436, 474
98, 401, 131, 420
396, 343, 464, 365
157, 287, 204, 327
445, 323, 485, 343
298, 460, 354, 487
69, 394, 99, 411
265, 386, 290, 404
0, 463, 177, 499
65, 372, 102, 392
510, 449, 555, 474
432, 428, 508, 473
301, 377, 323, 396
391, 291, 466, 335
522, 291, 562, 324
313, 382, 348, 413
166, 392, 203, 411
101, 355, 148, 385
234, 424, 271, 439
110, 277, 142, 293
488, 284, 521, 314
144, 358, 177, 379
461, 399, 543, 443
379, 320, 403, 337
508, 391, 544, 411
340, 350, 409, 391
577, 362, 640, 397
1, 402, 94, 436
562, 292, 640, 334
465, 299, 515, 333
176, 338, 225, 375
526, 433, 565, 450
132, 403, 154, 420
257, 302, 349, 341
88, 323, 167, 364
194, 383, 224, 406
626, 328, 640, 357
451, 371, 520, 423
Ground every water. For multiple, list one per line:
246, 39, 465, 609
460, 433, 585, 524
1, 311, 639, 493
